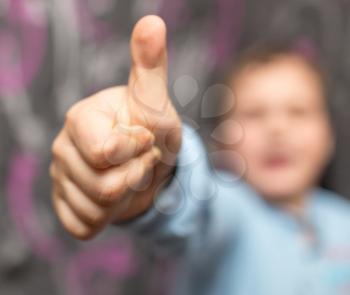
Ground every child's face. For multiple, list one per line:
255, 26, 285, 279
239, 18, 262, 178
226, 55, 334, 202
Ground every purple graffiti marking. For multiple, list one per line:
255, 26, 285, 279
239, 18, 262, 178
6, 150, 138, 293
6, 151, 63, 262
211, 0, 244, 67
0, 0, 47, 96
67, 239, 137, 295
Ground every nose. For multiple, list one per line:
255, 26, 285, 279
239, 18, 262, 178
265, 112, 290, 139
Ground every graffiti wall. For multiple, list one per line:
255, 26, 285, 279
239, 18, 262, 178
1, 0, 350, 294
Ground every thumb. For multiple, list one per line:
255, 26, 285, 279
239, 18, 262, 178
128, 15, 170, 120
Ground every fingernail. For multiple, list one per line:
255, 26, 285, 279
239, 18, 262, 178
152, 147, 162, 163
144, 133, 155, 150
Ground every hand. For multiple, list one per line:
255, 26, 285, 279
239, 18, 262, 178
50, 15, 181, 240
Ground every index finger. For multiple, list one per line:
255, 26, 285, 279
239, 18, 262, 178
65, 88, 154, 169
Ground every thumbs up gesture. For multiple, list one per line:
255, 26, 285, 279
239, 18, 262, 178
50, 16, 182, 240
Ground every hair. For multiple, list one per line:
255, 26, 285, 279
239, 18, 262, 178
204, 42, 335, 180
212, 42, 332, 126
227, 43, 327, 93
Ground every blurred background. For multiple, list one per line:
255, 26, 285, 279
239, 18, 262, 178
1, 0, 350, 294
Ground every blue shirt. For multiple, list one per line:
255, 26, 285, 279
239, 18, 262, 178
122, 124, 350, 295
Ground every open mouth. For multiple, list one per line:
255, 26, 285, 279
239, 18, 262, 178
263, 155, 292, 169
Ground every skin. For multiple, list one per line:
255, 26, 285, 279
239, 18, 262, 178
51, 15, 334, 240
224, 55, 335, 208
50, 15, 181, 240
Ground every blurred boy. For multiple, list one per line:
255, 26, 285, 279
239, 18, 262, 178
50, 15, 350, 295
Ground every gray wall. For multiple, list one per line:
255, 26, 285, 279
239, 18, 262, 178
1, 0, 349, 294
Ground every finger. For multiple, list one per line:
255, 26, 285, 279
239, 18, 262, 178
59, 175, 112, 227
109, 150, 164, 223
130, 15, 167, 72
64, 88, 154, 169
104, 124, 155, 165
128, 15, 170, 120
52, 189, 98, 240
56, 133, 162, 206
126, 146, 161, 192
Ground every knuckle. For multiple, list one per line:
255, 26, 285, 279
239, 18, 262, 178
51, 136, 63, 160
65, 109, 76, 130
60, 215, 95, 241
49, 164, 58, 181
71, 225, 95, 241
97, 177, 125, 204
65, 101, 82, 126
88, 144, 106, 167
103, 135, 122, 164
65, 100, 89, 133
84, 210, 108, 226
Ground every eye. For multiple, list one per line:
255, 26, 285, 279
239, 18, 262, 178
241, 108, 265, 120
